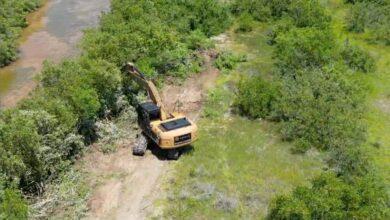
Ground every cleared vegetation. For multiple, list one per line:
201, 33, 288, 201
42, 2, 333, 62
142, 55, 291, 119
159, 25, 325, 219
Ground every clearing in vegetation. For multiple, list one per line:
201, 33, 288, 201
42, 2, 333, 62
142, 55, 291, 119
158, 25, 326, 219
160, 0, 389, 219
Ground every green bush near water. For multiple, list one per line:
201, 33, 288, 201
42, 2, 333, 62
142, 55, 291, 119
0, 0, 42, 67
82, 0, 231, 77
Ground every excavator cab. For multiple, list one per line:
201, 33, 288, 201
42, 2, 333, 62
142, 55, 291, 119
124, 63, 198, 160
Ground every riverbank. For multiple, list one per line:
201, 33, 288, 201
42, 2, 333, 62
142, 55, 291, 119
0, 0, 46, 96
0, 0, 110, 108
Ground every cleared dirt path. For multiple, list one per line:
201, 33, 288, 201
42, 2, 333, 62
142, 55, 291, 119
83, 52, 220, 220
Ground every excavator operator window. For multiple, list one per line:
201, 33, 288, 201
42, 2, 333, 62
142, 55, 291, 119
139, 102, 160, 121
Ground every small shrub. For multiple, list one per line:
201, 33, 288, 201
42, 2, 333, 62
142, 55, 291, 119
268, 195, 310, 220
185, 30, 213, 50
0, 188, 28, 220
341, 42, 376, 73
276, 67, 366, 151
346, 1, 390, 44
214, 52, 247, 71
275, 27, 336, 73
287, 0, 331, 29
268, 172, 389, 219
235, 76, 280, 119
230, 0, 271, 22
267, 17, 293, 45
236, 13, 255, 33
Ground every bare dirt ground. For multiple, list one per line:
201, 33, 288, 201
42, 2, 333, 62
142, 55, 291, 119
83, 52, 220, 220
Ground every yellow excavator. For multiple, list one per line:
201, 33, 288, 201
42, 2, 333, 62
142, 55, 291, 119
123, 63, 198, 159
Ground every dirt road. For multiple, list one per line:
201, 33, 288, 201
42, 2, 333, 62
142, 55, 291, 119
83, 53, 219, 220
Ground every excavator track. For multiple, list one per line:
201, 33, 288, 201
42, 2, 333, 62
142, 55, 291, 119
133, 134, 147, 156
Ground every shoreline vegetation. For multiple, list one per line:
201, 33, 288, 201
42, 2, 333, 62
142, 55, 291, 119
0, 0, 43, 67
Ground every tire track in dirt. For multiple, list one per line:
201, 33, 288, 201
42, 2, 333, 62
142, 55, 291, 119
83, 52, 220, 220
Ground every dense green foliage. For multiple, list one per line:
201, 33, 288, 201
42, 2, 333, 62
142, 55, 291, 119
235, 13, 255, 33
341, 42, 376, 73
275, 27, 335, 73
231, 0, 293, 21
234, 0, 388, 218
346, 0, 390, 44
0, 0, 41, 67
0, 0, 231, 217
276, 67, 366, 153
269, 172, 388, 219
235, 75, 279, 119
82, 0, 231, 77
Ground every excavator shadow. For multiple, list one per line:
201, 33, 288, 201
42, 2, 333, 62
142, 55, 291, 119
147, 143, 194, 161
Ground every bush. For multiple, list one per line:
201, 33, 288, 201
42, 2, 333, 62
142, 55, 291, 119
341, 42, 376, 73
0, 188, 28, 220
214, 52, 247, 71
269, 172, 389, 219
267, 0, 293, 18
266, 17, 294, 45
346, 1, 390, 44
276, 67, 366, 151
235, 76, 280, 119
230, 0, 271, 22
287, 0, 331, 29
268, 195, 310, 220
275, 27, 336, 74
235, 13, 255, 33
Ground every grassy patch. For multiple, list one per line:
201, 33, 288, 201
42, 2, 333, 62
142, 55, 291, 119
160, 25, 326, 219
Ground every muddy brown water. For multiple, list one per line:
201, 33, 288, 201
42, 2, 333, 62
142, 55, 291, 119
0, 0, 110, 108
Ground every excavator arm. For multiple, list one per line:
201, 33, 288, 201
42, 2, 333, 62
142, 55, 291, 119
124, 62, 169, 121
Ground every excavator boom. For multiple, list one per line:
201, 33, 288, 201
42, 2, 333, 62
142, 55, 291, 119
124, 63, 168, 120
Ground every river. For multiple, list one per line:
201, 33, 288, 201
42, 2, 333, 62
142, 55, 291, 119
0, 0, 110, 108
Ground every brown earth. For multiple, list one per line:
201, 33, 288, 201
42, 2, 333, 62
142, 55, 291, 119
83, 52, 220, 220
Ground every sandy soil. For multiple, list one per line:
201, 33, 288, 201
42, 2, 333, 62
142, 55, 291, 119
83, 52, 220, 220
